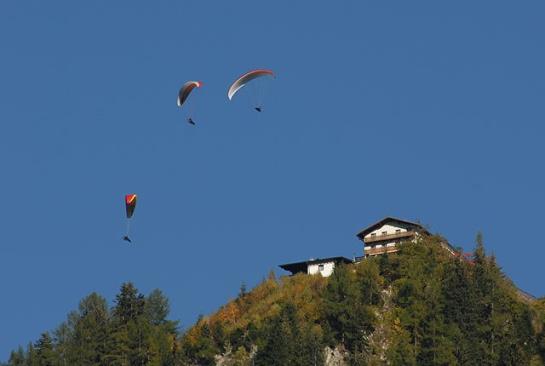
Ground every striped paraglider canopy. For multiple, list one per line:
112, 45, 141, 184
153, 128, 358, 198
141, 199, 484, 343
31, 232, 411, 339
227, 69, 274, 101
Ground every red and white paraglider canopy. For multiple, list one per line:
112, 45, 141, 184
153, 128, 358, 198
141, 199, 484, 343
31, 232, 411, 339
227, 69, 274, 101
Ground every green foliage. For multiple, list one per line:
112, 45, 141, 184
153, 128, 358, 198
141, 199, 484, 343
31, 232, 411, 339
33, 333, 56, 366
253, 302, 325, 366
7, 347, 25, 366
323, 264, 375, 353
6, 283, 178, 366
6, 235, 545, 366
145, 289, 171, 326
113, 282, 145, 325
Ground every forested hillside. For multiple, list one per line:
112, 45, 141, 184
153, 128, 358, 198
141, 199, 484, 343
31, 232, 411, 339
5, 235, 545, 365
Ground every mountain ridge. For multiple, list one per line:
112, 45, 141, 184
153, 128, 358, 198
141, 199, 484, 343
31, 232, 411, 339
5, 234, 545, 366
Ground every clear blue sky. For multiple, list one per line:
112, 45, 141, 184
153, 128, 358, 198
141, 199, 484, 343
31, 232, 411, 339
1, 0, 544, 358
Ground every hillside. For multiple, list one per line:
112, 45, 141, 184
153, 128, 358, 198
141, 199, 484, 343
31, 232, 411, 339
5, 235, 545, 366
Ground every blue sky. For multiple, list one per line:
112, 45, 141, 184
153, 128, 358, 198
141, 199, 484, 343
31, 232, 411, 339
1, 0, 544, 358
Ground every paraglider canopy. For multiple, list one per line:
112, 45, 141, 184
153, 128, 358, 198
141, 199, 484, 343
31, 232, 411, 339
177, 81, 202, 107
125, 194, 137, 219
227, 69, 274, 101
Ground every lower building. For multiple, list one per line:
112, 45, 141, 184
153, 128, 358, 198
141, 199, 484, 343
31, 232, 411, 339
279, 257, 353, 277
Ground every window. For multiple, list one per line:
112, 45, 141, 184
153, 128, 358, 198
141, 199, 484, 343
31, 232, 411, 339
395, 229, 401, 233
318, 264, 324, 272
371, 233, 376, 237
382, 231, 387, 235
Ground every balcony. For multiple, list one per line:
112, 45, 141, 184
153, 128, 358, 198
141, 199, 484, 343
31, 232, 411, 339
364, 246, 399, 256
364, 230, 415, 244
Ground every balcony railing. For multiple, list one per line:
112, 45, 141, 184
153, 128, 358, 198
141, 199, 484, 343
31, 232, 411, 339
364, 246, 399, 256
365, 230, 415, 244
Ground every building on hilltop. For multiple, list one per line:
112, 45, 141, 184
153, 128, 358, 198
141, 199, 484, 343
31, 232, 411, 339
278, 216, 450, 277
277, 216, 536, 303
278, 217, 430, 277
279, 257, 353, 277
356, 217, 431, 257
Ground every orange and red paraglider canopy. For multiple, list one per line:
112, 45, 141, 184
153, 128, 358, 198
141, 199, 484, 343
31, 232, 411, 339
125, 194, 137, 219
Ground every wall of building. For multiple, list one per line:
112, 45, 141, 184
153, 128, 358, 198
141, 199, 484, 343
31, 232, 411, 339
308, 261, 336, 277
363, 221, 423, 257
363, 223, 411, 241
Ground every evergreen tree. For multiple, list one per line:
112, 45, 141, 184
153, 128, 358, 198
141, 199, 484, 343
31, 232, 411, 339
387, 323, 417, 366
52, 322, 70, 366
144, 289, 170, 326
144, 289, 179, 365
323, 264, 375, 351
33, 333, 56, 366
126, 316, 153, 365
299, 324, 325, 366
193, 322, 220, 365
7, 346, 25, 366
113, 282, 145, 324
25, 342, 36, 366
108, 283, 147, 366
254, 303, 301, 366
64, 293, 111, 365
355, 260, 382, 306
229, 346, 251, 366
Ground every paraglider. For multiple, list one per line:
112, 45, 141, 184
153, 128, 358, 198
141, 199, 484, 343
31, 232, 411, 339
227, 69, 274, 111
177, 81, 202, 125
124, 194, 137, 243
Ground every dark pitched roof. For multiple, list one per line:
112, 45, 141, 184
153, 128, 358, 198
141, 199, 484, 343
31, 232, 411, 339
279, 256, 353, 274
356, 216, 429, 240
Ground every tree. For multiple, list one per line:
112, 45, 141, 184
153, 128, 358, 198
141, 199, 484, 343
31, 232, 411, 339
323, 264, 375, 351
254, 303, 301, 366
113, 282, 145, 325
107, 283, 148, 366
145, 289, 170, 326
7, 346, 25, 366
65, 293, 111, 365
193, 322, 220, 366
229, 346, 251, 366
299, 324, 325, 366
355, 260, 382, 306
34, 333, 56, 366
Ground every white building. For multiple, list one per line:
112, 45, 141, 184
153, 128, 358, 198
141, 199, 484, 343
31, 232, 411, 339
279, 257, 353, 277
356, 217, 430, 257
279, 217, 434, 278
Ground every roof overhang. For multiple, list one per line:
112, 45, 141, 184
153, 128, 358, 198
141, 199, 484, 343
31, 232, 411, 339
356, 216, 429, 240
279, 256, 353, 274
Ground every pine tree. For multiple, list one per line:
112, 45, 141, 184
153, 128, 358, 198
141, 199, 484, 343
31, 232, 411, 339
7, 346, 25, 366
254, 303, 300, 366
113, 282, 145, 325
355, 260, 382, 306
64, 293, 111, 365
323, 264, 375, 351
143, 289, 179, 365
109, 283, 147, 366
126, 316, 153, 366
145, 289, 170, 326
230, 346, 251, 366
299, 324, 325, 366
193, 322, 220, 366
34, 333, 56, 366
